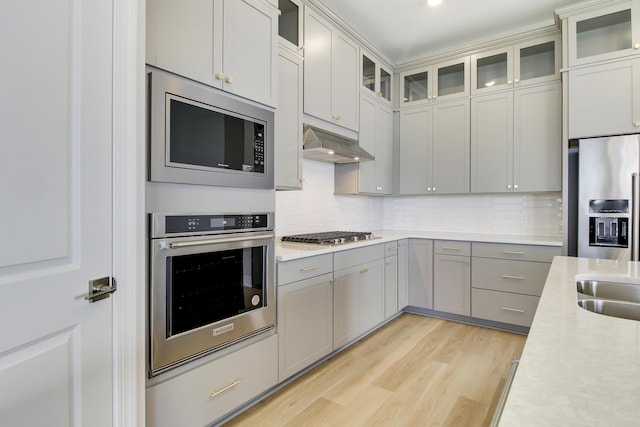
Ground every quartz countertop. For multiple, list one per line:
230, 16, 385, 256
499, 256, 640, 426
275, 230, 561, 262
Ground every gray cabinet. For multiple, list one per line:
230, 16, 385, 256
146, 335, 278, 427
275, 47, 304, 190
146, 0, 278, 107
397, 239, 409, 310
399, 98, 470, 195
400, 56, 470, 106
471, 34, 561, 95
333, 244, 386, 348
334, 93, 393, 195
471, 82, 561, 193
384, 242, 399, 319
558, 0, 640, 67
568, 58, 640, 138
304, 7, 359, 131
407, 239, 434, 309
471, 242, 560, 327
277, 254, 333, 381
433, 241, 471, 316
361, 51, 392, 104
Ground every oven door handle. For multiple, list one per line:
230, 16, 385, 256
165, 234, 274, 249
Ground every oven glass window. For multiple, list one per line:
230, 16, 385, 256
166, 246, 266, 336
169, 98, 265, 174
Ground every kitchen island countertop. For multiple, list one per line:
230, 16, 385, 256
276, 230, 561, 262
499, 256, 640, 426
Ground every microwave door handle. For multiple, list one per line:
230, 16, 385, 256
166, 233, 274, 249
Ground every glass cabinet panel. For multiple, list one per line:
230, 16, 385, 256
519, 41, 555, 81
576, 9, 632, 59
404, 71, 429, 103
476, 52, 508, 89
380, 68, 391, 101
279, 0, 300, 47
362, 55, 376, 92
438, 63, 465, 96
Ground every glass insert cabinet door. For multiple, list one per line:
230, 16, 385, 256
567, 2, 639, 66
278, 0, 303, 51
361, 53, 392, 102
401, 57, 469, 105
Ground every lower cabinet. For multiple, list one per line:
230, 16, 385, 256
408, 239, 434, 309
333, 244, 386, 348
384, 241, 399, 319
433, 240, 471, 316
145, 334, 278, 427
277, 273, 333, 382
277, 254, 333, 381
471, 242, 560, 327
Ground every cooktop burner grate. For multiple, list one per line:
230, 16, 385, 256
281, 231, 374, 245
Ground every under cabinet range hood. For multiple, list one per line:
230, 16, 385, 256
302, 125, 374, 163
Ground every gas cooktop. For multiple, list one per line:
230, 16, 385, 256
281, 231, 375, 245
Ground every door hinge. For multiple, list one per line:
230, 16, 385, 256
85, 277, 117, 303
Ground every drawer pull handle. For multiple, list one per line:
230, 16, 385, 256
300, 265, 321, 272
442, 246, 462, 251
502, 250, 525, 255
501, 275, 525, 280
501, 307, 525, 313
360, 268, 369, 274
210, 380, 241, 398
387, 247, 397, 251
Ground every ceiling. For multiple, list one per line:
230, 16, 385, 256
316, 0, 577, 65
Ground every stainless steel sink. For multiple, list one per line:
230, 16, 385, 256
578, 299, 640, 321
576, 279, 640, 303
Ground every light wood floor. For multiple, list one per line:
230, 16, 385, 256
223, 313, 526, 427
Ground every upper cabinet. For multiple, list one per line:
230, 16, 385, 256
146, 0, 278, 107
400, 56, 470, 106
559, 0, 640, 67
471, 34, 561, 95
361, 52, 392, 104
304, 7, 359, 131
278, 0, 304, 54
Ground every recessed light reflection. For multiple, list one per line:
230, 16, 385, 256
353, 157, 360, 161
428, 0, 442, 6
485, 81, 495, 87
328, 150, 335, 155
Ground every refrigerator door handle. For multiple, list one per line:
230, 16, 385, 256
632, 173, 640, 261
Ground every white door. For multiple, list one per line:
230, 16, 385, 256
0, 1, 115, 426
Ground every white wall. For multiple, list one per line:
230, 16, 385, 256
276, 160, 562, 237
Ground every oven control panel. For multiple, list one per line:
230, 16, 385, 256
152, 213, 273, 237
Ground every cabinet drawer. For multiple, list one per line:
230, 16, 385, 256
472, 258, 551, 296
334, 243, 385, 271
472, 289, 539, 327
278, 254, 333, 285
146, 334, 278, 427
385, 241, 399, 256
434, 240, 471, 256
472, 242, 560, 262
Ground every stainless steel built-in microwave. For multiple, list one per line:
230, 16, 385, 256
147, 67, 274, 189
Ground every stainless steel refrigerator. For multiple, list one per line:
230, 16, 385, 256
578, 134, 640, 260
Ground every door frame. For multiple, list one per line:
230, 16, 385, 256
113, 0, 146, 425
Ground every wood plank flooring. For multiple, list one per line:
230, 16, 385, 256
223, 313, 526, 427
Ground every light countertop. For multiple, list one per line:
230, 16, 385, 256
275, 230, 561, 262
499, 256, 640, 426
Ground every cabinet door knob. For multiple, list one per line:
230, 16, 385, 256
215, 72, 225, 80
635, 43, 640, 49
514, 184, 519, 189
299, 44, 305, 51
634, 121, 640, 127
508, 80, 513, 85
432, 187, 437, 192
225, 75, 234, 84
514, 79, 520, 83
507, 184, 512, 189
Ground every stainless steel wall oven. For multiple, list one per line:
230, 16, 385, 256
149, 212, 275, 377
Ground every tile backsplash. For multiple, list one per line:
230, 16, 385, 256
276, 160, 562, 237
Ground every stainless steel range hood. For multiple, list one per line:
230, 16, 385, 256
302, 124, 374, 163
